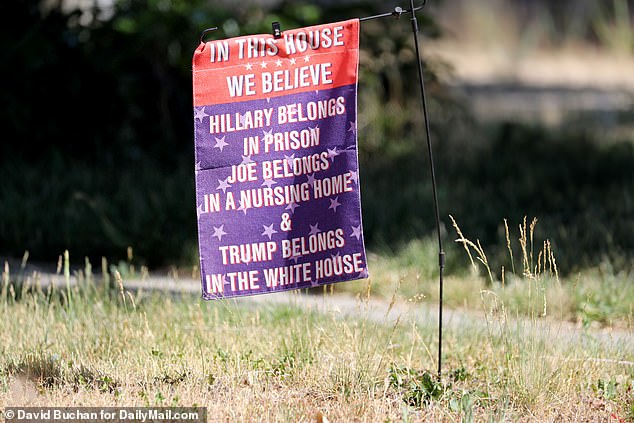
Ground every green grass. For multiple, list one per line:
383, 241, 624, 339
1, 250, 633, 421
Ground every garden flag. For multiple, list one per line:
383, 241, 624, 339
192, 19, 367, 299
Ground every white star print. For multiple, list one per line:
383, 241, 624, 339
214, 136, 228, 152
308, 223, 321, 236
329, 197, 341, 213
194, 107, 208, 123
261, 224, 278, 240
327, 147, 340, 162
261, 179, 277, 188
350, 225, 362, 240
285, 202, 299, 214
212, 225, 227, 241
216, 178, 231, 193
237, 199, 250, 215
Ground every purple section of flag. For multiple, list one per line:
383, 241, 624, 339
194, 85, 367, 299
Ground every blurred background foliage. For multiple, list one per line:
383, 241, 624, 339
0, 0, 632, 274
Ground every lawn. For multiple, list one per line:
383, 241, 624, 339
1, 247, 633, 422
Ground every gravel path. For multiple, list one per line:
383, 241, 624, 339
118, 275, 634, 354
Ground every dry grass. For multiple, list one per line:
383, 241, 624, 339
1, 250, 633, 421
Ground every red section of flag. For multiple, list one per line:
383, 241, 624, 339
193, 19, 359, 106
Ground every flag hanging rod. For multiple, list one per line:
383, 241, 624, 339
359, 4, 425, 22
199, 3, 426, 43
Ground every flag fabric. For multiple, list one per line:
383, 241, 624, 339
192, 19, 367, 299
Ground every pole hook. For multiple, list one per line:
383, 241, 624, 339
199, 27, 218, 44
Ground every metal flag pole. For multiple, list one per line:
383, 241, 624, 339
406, 0, 445, 381
361, 2, 445, 379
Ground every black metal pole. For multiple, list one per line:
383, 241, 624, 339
407, 0, 445, 379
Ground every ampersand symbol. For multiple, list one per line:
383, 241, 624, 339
280, 213, 292, 232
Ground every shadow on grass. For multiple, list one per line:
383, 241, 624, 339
0, 119, 632, 275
